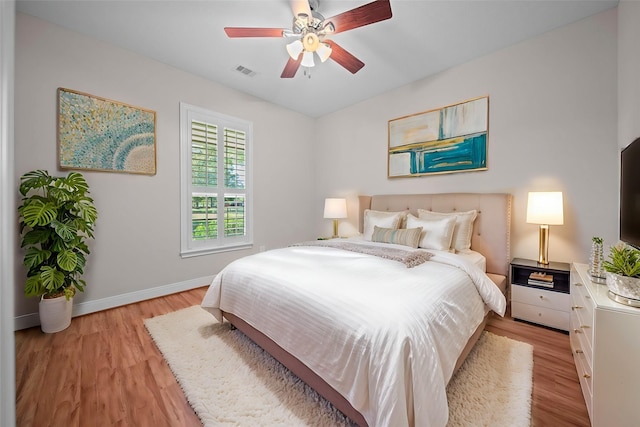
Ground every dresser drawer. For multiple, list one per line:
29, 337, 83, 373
571, 309, 593, 369
570, 288, 594, 331
571, 325, 593, 420
512, 301, 570, 331
511, 284, 571, 312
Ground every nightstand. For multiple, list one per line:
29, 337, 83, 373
510, 258, 571, 331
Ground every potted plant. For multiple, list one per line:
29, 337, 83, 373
603, 241, 640, 306
18, 170, 97, 333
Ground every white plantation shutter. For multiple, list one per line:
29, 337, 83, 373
180, 103, 252, 256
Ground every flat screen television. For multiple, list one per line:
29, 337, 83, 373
621, 137, 640, 249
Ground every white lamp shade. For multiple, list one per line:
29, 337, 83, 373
286, 39, 303, 60
301, 50, 315, 67
316, 43, 332, 62
324, 198, 347, 219
526, 192, 564, 225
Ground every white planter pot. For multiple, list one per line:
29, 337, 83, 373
606, 272, 640, 307
39, 295, 73, 333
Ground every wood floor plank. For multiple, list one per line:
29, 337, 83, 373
15, 287, 590, 426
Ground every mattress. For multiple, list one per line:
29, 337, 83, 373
202, 240, 505, 426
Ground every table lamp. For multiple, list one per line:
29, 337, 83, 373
323, 198, 347, 238
526, 192, 564, 265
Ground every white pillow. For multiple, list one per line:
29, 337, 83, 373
417, 209, 478, 251
362, 209, 405, 241
406, 214, 456, 251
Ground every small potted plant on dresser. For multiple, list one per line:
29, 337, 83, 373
603, 241, 640, 307
17, 170, 98, 333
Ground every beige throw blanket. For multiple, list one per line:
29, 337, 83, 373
291, 240, 433, 268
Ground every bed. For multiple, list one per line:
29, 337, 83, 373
202, 193, 512, 427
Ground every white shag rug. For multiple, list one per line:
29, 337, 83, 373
144, 306, 533, 427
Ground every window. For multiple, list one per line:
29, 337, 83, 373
180, 103, 252, 257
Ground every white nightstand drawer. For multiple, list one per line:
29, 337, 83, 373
511, 284, 571, 312
512, 301, 570, 331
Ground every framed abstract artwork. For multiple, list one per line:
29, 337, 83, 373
388, 96, 489, 178
57, 88, 157, 175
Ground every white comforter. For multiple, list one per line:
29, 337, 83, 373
201, 240, 506, 427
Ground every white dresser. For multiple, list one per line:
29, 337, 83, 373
571, 263, 640, 427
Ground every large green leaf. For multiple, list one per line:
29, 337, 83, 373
75, 241, 90, 255
40, 266, 65, 291
47, 185, 74, 203
57, 172, 89, 195
74, 198, 98, 224
74, 279, 86, 293
21, 229, 52, 246
19, 170, 51, 196
23, 247, 51, 270
24, 275, 45, 297
51, 219, 77, 242
20, 199, 57, 227
56, 249, 78, 272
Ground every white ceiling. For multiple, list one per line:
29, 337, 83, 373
16, 0, 617, 117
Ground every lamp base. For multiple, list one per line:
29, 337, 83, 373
331, 219, 339, 239
537, 224, 550, 265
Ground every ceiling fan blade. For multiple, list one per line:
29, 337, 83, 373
290, 0, 311, 18
326, 41, 365, 74
224, 27, 285, 38
325, 0, 392, 34
281, 55, 303, 78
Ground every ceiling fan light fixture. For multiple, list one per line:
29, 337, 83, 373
320, 21, 335, 35
316, 42, 332, 62
286, 39, 304, 60
302, 32, 320, 52
301, 50, 315, 68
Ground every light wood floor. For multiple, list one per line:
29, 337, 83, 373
15, 288, 590, 427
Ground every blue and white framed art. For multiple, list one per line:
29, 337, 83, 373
58, 88, 156, 175
388, 96, 488, 178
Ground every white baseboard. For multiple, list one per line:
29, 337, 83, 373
13, 275, 215, 331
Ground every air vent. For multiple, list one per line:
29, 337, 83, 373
234, 65, 257, 78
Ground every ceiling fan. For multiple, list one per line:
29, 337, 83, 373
224, 0, 393, 78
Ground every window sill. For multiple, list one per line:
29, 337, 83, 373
180, 242, 253, 258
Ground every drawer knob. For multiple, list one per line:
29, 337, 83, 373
571, 305, 583, 310
539, 295, 544, 300
581, 325, 590, 329
574, 329, 582, 334
574, 282, 583, 286
583, 373, 591, 379
575, 349, 584, 354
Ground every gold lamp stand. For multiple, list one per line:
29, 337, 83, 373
537, 224, 550, 265
331, 219, 340, 239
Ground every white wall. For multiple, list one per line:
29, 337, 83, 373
618, 1, 640, 150
315, 9, 619, 265
14, 13, 316, 324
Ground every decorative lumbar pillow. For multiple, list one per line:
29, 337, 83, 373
371, 226, 423, 249
417, 209, 478, 252
406, 214, 457, 251
362, 209, 406, 241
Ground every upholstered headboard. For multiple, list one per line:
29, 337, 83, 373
358, 193, 512, 277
